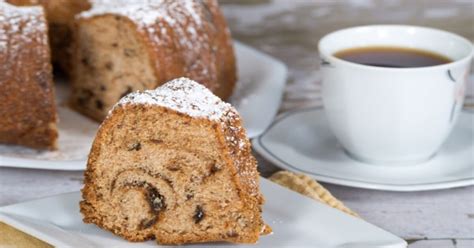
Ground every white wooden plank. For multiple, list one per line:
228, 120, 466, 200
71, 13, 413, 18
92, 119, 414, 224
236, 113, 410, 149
322, 183, 474, 239
409, 239, 455, 248
456, 239, 474, 248
409, 239, 474, 248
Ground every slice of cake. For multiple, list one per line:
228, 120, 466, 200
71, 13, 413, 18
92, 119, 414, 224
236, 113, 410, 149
0, 2, 58, 150
80, 77, 266, 244
71, 0, 236, 122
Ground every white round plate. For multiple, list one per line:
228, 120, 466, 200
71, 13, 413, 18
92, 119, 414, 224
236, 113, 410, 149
252, 107, 474, 191
0, 41, 287, 171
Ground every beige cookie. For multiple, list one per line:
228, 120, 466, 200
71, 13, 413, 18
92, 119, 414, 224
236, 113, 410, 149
0, 222, 52, 248
270, 171, 359, 217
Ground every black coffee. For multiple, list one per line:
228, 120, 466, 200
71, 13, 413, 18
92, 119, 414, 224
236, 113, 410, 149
334, 46, 452, 68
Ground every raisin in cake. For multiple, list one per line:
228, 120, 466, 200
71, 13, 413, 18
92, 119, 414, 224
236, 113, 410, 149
6, 0, 91, 74
71, 0, 237, 122
80, 77, 266, 245
0, 2, 58, 150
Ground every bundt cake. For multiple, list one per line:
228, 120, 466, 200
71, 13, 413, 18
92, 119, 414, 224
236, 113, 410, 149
80, 78, 266, 244
71, 0, 236, 122
6, 0, 91, 74
0, 2, 58, 150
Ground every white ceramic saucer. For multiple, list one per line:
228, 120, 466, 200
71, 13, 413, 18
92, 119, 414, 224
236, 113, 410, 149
252, 107, 474, 191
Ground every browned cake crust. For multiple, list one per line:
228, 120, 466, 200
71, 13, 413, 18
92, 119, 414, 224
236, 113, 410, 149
70, 0, 237, 122
80, 78, 265, 245
0, 2, 58, 150
6, 0, 91, 74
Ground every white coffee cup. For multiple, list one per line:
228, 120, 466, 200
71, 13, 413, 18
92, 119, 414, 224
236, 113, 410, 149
318, 25, 473, 164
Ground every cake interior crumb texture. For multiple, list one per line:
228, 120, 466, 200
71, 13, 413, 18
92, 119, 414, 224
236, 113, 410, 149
72, 13, 157, 121
81, 78, 266, 245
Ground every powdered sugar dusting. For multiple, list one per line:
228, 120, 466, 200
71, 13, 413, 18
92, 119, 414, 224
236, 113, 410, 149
117, 77, 234, 121
81, 1, 169, 27
78, 0, 217, 89
80, 0, 202, 31
184, 0, 202, 25
0, 2, 47, 53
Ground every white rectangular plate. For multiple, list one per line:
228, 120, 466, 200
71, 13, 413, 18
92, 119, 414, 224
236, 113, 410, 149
0, 178, 406, 248
0, 41, 286, 171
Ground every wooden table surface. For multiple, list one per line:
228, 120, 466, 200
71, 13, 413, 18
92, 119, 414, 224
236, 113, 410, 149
1, 0, 473, 247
